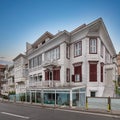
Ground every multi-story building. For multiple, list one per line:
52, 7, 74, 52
117, 52, 120, 86
13, 54, 28, 94
7, 65, 15, 93
117, 52, 120, 75
26, 18, 117, 99
0, 64, 6, 95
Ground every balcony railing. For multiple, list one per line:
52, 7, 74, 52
28, 81, 62, 88
15, 78, 26, 83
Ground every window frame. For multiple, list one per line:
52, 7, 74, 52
90, 91, 96, 97
73, 62, 82, 82
66, 45, 70, 59
45, 46, 60, 61
89, 38, 97, 54
100, 41, 104, 57
101, 63, 104, 82
89, 61, 98, 82
74, 41, 82, 57
66, 68, 70, 82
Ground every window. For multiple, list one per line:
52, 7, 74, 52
66, 45, 70, 59
89, 38, 97, 54
74, 41, 82, 57
66, 68, 70, 82
29, 54, 42, 68
45, 47, 60, 61
38, 55, 42, 65
34, 75, 37, 81
90, 91, 96, 97
42, 40, 45, 45
73, 64, 82, 82
89, 62, 97, 82
53, 69, 60, 81
101, 42, 104, 57
38, 74, 42, 81
33, 57, 38, 67
45, 71, 49, 81
29, 59, 33, 68
45, 68, 60, 81
101, 63, 104, 82
75, 74, 80, 82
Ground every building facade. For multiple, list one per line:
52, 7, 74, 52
7, 65, 15, 93
0, 64, 6, 95
117, 52, 120, 75
13, 54, 28, 94
26, 18, 117, 98
117, 52, 120, 86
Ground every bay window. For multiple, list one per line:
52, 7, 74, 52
45, 46, 60, 61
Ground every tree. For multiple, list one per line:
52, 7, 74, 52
113, 77, 120, 97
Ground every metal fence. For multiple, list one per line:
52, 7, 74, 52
87, 97, 120, 111
111, 98, 120, 111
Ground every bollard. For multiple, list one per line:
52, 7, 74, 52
86, 97, 88, 110
107, 97, 111, 112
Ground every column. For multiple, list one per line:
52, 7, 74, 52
30, 91, 32, 103
41, 89, 44, 106
70, 89, 72, 107
55, 90, 56, 107
35, 91, 37, 103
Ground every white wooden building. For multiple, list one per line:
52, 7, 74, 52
26, 18, 117, 98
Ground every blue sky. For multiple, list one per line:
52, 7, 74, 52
0, 0, 120, 61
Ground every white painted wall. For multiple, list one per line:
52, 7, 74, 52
26, 20, 116, 97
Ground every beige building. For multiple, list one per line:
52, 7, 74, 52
117, 52, 120, 75
7, 65, 15, 93
13, 54, 28, 94
117, 52, 120, 86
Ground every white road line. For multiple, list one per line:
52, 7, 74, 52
1, 112, 29, 119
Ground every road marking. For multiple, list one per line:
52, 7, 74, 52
1, 112, 29, 119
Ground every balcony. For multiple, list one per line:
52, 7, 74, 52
42, 59, 58, 68
15, 78, 26, 83
29, 81, 43, 88
9, 82, 15, 87
29, 66, 42, 73
0, 72, 5, 76
28, 80, 62, 89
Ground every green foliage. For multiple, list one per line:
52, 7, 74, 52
2, 95, 9, 99
20, 94, 25, 101
9, 91, 16, 95
113, 80, 120, 96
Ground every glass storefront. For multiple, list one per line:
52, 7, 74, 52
12, 86, 86, 108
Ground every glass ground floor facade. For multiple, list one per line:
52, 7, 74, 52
9, 86, 86, 108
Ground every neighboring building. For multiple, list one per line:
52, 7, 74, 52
117, 52, 120, 75
7, 65, 15, 93
13, 54, 28, 94
26, 18, 117, 98
117, 52, 120, 86
0, 64, 6, 95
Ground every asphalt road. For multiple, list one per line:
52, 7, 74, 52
0, 102, 119, 120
